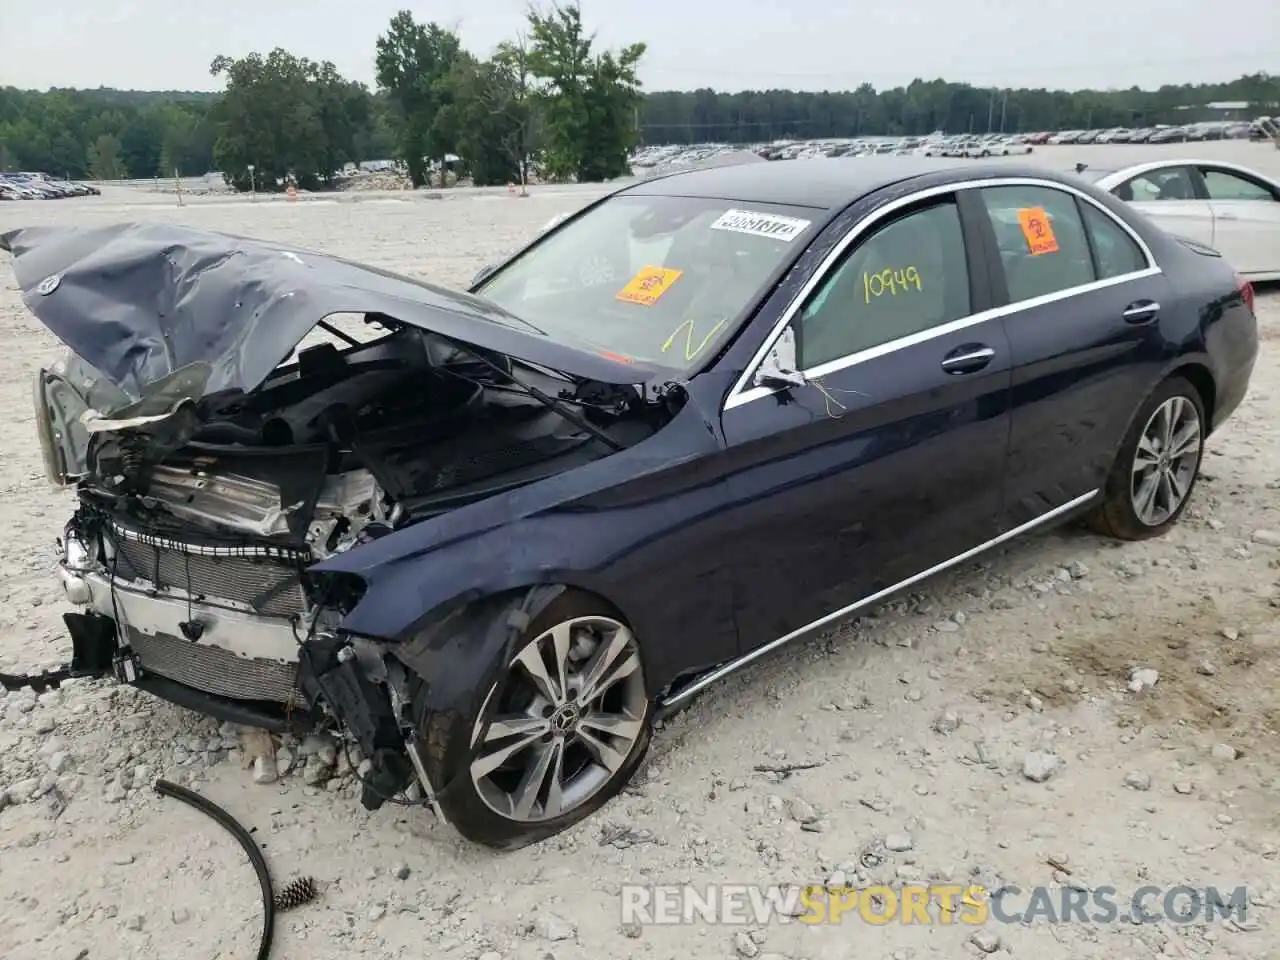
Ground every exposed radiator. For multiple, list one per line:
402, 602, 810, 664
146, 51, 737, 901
111, 532, 307, 618
128, 628, 301, 704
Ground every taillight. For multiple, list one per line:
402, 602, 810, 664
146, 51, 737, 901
1236, 273, 1255, 314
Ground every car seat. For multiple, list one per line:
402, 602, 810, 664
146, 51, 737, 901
1156, 176, 1191, 200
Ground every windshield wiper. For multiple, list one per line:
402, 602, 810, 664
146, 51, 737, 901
454, 342, 625, 452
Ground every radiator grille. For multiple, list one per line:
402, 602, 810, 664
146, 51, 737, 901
128, 628, 301, 703
112, 537, 307, 618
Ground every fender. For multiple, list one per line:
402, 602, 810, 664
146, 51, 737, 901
326, 500, 732, 692
312, 376, 744, 692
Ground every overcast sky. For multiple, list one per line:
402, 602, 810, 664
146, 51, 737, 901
1, 0, 1274, 94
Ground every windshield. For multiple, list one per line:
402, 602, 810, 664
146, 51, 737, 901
476, 194, 818, 371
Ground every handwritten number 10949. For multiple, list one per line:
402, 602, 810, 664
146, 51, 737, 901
863, 266, 922, 303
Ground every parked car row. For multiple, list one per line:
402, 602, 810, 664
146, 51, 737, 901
920, 134, 1036, 158
0, 173, 101, 200
1041, 121, 1258, 145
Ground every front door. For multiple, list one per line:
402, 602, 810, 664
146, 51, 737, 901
969, 181, 1172, 529
720, 193, 1013, 651
1197, 164, 1280, 277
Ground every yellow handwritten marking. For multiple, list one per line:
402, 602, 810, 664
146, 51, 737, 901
662, 317, 727, 361
862, 266, 923, 303
616, 266, 683, 306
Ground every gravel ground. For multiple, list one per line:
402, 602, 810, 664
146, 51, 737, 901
1, 142, 1279, 960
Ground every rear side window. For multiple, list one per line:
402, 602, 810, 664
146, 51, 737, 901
1079, 202, 1148, 279
977, 185, 1094, 303
797, 199, 972, 368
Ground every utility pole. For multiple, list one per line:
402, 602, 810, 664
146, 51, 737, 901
987, 89, 995, 134
1000, 90, 1008, 133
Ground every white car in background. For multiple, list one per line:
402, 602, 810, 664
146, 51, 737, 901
1077, 160, 1280, 281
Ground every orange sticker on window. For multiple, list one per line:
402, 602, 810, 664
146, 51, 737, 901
1016, 207, 1059, 256
616, 266, 683, 306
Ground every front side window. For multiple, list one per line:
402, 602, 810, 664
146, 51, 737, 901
476, 195, 817, 371
978, 185, 1095, 303
1114, 166, 1199, 202
1201, 168, 1278, 202
797, 199, 972, 369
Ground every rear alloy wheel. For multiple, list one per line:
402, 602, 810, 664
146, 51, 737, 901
1088, 376, 1206, 540
427, 598, 651, 849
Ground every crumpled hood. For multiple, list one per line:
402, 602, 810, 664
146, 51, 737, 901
2, 222, 651, 406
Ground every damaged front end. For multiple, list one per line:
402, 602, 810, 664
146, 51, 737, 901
8, 222, 671, 814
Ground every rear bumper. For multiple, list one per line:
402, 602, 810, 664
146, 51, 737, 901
55, 529, 310, 715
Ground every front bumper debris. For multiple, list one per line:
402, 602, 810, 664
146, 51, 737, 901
47, 526, 318, 729
0, 610, 121, 693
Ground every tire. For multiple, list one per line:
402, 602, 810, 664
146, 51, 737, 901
419, 590, 651, 850
1086, 375, 1207, 540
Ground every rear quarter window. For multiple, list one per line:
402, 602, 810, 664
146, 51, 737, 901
1078, 202, 1148, 279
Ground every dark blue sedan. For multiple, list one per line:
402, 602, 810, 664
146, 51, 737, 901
6, 157, 1258, 849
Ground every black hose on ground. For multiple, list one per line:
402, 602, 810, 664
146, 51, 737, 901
153, 778, 275, 960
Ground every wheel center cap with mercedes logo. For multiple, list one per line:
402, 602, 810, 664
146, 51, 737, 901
550, 704, 580, 735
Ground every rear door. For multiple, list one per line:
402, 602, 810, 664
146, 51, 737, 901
1196, 164, 1280, 277
720, 192, 1013, 651
1111, 165, 1214, 247
969, 180, 1171, 530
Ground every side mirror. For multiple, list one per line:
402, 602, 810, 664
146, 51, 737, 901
472, 263, 498, 286
754, 326, 807, 389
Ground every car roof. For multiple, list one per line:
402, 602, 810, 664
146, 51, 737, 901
622, 157, 1086, 210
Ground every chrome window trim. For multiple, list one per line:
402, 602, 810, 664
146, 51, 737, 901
723, 176, 1161, 413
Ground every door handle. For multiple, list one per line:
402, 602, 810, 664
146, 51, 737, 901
1216, 211, 1238, 220
940, 344, 995, 374
1122, 300, 1160, 324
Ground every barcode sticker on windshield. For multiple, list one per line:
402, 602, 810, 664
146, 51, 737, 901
710, 209, 811, 242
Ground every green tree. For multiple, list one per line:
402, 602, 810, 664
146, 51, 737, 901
452, 38, 541, 190
86, 133, 124, 180
375, 12, 463, 187
208, 49, 367, 191
526, 2, 645, 182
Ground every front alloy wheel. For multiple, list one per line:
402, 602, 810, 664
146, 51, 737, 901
420, 594, 652, 850
469, 615, 647, 823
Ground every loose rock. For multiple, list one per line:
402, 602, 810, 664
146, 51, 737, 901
1124, 771, 1153, 791
533, 911, 576, 941
1021, 751, 1061, 783
1128, 668, 1159, 693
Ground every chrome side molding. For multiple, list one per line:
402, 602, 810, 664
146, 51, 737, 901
660, 489, 1100, 709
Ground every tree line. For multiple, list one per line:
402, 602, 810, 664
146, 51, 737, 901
0, 7, 1275, 190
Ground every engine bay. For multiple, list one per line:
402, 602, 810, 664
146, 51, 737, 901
79, 315, 664, 559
